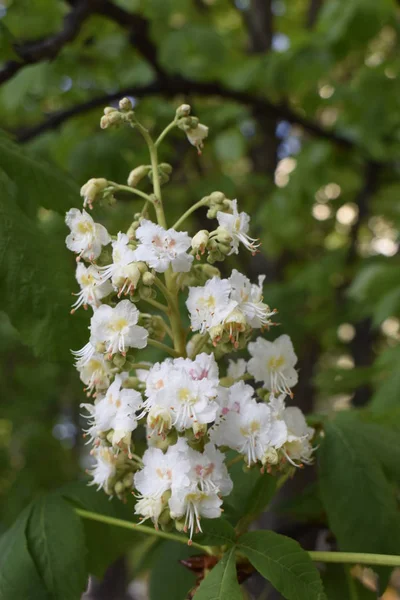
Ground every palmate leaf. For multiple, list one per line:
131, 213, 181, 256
26, 495, 88, 600
0, 177, 86, 360
193, 548, 242, 600
149, 541, 198, 600
61, 481, 137, 579
237, 530, 326, 600
192, 518, 236, 547
0, 506, 49, 600
318, 413, 400, 589
0, 131, 79, 216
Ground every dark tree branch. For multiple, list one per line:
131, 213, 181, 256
306, 0, 324, 29
0, 0, 95, 85
237, 0, 274, 53
92, 1, 166, 78
14, 75, 355, 148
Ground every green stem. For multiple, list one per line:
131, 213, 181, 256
134, 120, 186, 356
189, 334, 209, 359
148, 338, 179, 357
155, 120, 178, 147
309, 551, 400, 567
173, 198, 209, 230
142, 296, 170, 314
133, 122, 166, 228
75, 508, 212, 554
108, 182, 153, 203
128, 363, 151, 370
227, 454, 243, 468
153, 276, 176, 304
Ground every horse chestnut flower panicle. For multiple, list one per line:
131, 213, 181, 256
64, 102, 315, 540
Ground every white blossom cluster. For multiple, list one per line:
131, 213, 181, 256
64, 104, 315, 541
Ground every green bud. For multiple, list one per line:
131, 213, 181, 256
139, 286, 153, 299
142, 271, 155, 286
127, 165, 151, 187
119, 97, 133, 111
209, 191, 226, 203
113, 354, 126, 368
123, 473, 134, 488
160, 163, 173, 175
176, 104, 191, 118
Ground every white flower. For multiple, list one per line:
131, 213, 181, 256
134, 219, 193, 273
229, 270, 275, 329
186, 124, 209, 152
227, 358, 247, 380
142, 353, 220, 432
170, 486, 222, 538
72, 340, 97, 367
247, 334, 298, 396
282, 407, 315, 466
77, 352, 112, 396
134, 443, 190, 528
186, 277, 236, 335
216, 199, 259, 255
216, 380, 254, 418
90, 300, 148, 356
65, 208, 110, 261
211, 397, 287, 466
168, 439, 232, 538
99, 233, 140, 294
88, 447, 117, 491
82, 373, 142, 447
71, 263, 113, 313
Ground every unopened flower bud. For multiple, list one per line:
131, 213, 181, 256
114, 481, 125, 495
80, 178, 109, 209
139, 286, 153, 300
127, 165, 151, 187
113, 353, 126, 368
215, 226, 233, 245
119, 97, 133, 111
176, 104, 191, 118
142, 271, 155, 286
159, 163, 173, 175
191, 230, 209, 256
209, 191, 226, 203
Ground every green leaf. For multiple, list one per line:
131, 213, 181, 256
318, 413, 400, 586
193, 548, 242, 600
224, 457, 276, 526
0, 131, 79, 215
26, 495, 88, 600
238, 530, 326, 600
0, 506, 48, 600
278, 482, 325, 523
149, 540, 198, 600
192, 518, 236, 547
61, 481, 136, 579
0, 182, 86, 360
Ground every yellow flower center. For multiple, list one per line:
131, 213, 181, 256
77, 221, 93, 234
268, 355, 285, 370
110, 318, 128, 332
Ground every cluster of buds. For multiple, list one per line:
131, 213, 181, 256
100, 97, 136, 130
64, 102, 315, 541
176, 104, 209, 153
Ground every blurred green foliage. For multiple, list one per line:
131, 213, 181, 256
0, 0, 400, 597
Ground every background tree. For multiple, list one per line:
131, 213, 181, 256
0, 0, 400, 598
